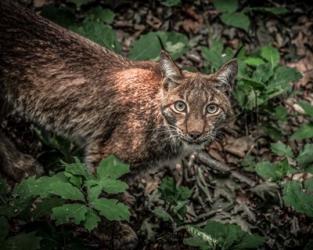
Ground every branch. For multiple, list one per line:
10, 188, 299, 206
196, 152, 257, 187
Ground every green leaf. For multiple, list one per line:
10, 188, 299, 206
255, 160, 294, 181
0, 217, 8, 241
48, 181, 85, 201
159, 177, 192, 204
71, 21, 120, 52
213, 0, 238, 13
160, 0, 181, 7
297, 144, 313, 168
270, 141, 293, 158
63, 158, 91, 180
291, 124, 313, 140
260, 46, 280, 68
299, 101, 313, 118
244, 57, 265, 66
18, 175, 85, 201
97, 155, 129, 179
87, 179, 128, 200
274, 106, 288, 121
92, 198, 130, 221
184, 221, 264, 250
283, 178, 313, 217
129, 32, 188, 60
220, 12, 250, 32
84, 209, 101, 231
86, 7, 115, 24
3, 232, 41, 250
157, 31, 189, 59
129, 32, 161, 60
52, 204, 88, 225
201, 39, 232, 70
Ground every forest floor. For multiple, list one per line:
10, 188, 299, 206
1, 0, 313, 249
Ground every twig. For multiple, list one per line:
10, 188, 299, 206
196, 152, 257, 187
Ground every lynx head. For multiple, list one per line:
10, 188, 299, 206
159, 51, 237, 146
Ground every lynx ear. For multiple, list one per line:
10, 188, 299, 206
214, 59, 238, 89
159, 50, 182, 81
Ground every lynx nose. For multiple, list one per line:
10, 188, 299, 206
189, 131, 202, 140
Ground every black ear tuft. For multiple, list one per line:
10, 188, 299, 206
159, 50, 182, 81
214, 59, 238, 89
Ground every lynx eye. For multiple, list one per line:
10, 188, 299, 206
206, 104, 219, 114
174, 101, 187, 112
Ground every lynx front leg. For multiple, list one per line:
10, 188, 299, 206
85, 139, 109, 173
0, 131, 43, 181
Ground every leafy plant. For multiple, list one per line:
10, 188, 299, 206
291, 101, 313, 140
129, 31, 189, 60
283, 178, 313, 218
201, 41, 302, 110
41, 4, 121, 52
1, 156, 130, 232
184, 221, 264, 250
213, 0, 288, 32
153, 177, 192, 223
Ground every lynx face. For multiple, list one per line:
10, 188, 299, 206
159, 51, 237, 146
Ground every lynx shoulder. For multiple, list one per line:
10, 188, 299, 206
0, 0, 237, 171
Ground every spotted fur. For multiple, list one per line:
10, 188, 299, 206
0, 1, 237, 172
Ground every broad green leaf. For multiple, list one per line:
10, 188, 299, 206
92, 198, 130, 221
97, 155, 129, 179
86, 7, 115, 24
18, 175, 84, 201
283, 179, 313, 217
244, 57, 265, 66
299, 100, 313, 118
269, 66, 302, 91
159, 177, 192, 203
220, 12, 250, 32
52, 204, 88, 225
84, 209, 101, 231
161, 0, 181, 7
129, 32, 188, 60
201, 39, 232, 70
260, 46, 280, 68
129, 32, 161, 60
87, 179, 128, 198
274, 106, 288, 121
255, 160, 294, 181
253, 63, 273, 83
0, 217, 8, 241
184, 221, 264, 250
270, 141, 293, 158
291, 124, 313, 140
213, 0, 238, 13
71, 21, 120, 52
297, 144, 313, 168
3, 232, 41, 250
64, 158, 90, 178
48, 181, 84, 201
157, 32, 189, 59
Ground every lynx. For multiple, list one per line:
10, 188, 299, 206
0, 0, 237, 177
